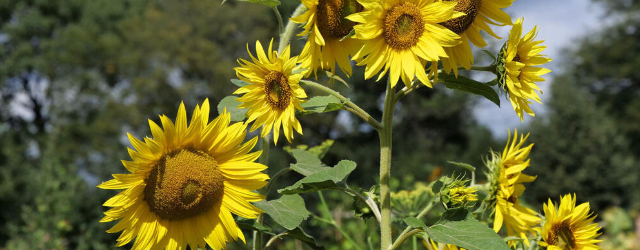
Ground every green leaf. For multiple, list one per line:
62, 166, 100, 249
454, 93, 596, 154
285, 227, 325, 250
299, 95, 345, 115
222, 0, 280, 7
446, 161, 476, 172
324, 71, 351, 90
283, 140, 334, 160
217, 96, 247, 122
231, 79, 250, 87
438, 73, 500, 107
279, 160, 357, 194
236, 217, 275, 235
426, 209, 510, 250
254, 194, 310, 230
289, 149, 328, 176
404, 217, 427, 229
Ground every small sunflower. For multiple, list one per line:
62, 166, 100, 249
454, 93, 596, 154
487, 130, 540, 245
291, 0, 363, 77
539, 194, 602, 250
438, 0, 515, 76
98, 100, 269, 250
498, 17, 552, 121
347, 0, 463, 88
234, 40, 307, 144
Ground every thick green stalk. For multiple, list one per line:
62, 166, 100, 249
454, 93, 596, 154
253, 134, 271, 250
379, 79, 396, 249
277, 4, 306, 54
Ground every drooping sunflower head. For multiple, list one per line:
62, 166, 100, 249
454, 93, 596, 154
348, 0, 462, 88
497, 17, 552, 121
438, 0, 515, 76
98, 100, 269, 250
291, 0, 363, 76
484, 129, 540, 245
539, 194, 602, 250
234, 39, 307, 144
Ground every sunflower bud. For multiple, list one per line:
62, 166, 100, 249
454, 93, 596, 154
434, 175, 477, 209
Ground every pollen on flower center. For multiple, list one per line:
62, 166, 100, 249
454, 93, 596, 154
384, 2, 425, 50
548, 221, 577, 250
440, 0, 481, 34
143, 148, 224, 220
317, 0, 362, 38
264, 70, 292, 111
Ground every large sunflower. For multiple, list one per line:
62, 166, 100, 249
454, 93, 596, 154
98, 100, 268, 250
234, 40, 307, 144
539, 194, 602, 250
438, 0, 515, 76
499, 17, 552, 121
488, 130, 540, 245
347, 0, 462, 88
291, 0, 363, 77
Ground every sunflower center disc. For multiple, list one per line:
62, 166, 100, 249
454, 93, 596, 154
264, 70, 291, 111
440, 0, 481, 34
144, 149, 224, 220
317, 0, 362, 39
549, 221, 577, 250
384, 2, 425, 50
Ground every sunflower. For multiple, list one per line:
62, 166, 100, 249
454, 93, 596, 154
499, 17, 552, 121
234, 40, 307, 144
98, 100, 268, 250
487, 130, 540, 245
539, 194, 602, 250
347, 0, 462, 88
291, 0, 363, 77
438, 0, 515, 76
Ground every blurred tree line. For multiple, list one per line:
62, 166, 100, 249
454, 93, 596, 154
0, 0, 638, 249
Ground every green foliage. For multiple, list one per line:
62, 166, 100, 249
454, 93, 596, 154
299, 95, 346, 115
437, 73, 500, 106
280, 160, 356, 194
217, 96, 248, 121
283, 139, 335, 160
255, 194, 310, 230
424, 209, 510, 250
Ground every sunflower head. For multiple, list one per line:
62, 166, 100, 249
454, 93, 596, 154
539, 194, 603, 250
484, 130, 540, 245
348, 0, 462, 88
291, 0, 363, 76
435, 175, 477, 209
98, 100, 269, 250
234, 39, 307, 144
497, 17, 552, 121
440, 0, 481, 35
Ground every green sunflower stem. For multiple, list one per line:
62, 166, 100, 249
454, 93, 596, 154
379, 78, 395, 250
389, 199, 437, 250
300, 80, 382, 131
253, 133, 271, 250
277, 4, 306, 54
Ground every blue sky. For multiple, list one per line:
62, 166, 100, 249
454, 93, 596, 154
472, 0, 607, 138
